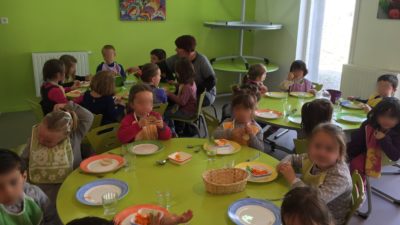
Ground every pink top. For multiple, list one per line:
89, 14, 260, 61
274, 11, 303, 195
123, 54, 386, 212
167, 83, 197, 114
289, 78, 313, 92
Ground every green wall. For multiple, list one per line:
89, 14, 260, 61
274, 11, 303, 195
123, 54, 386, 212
0, 0, 255, 112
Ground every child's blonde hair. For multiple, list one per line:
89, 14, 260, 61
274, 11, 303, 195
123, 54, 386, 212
243, 63, 267, 83
102, 45, 116, 55
90, 71, 116, 96
310, 123, 347, 162
42, 108, 78, 135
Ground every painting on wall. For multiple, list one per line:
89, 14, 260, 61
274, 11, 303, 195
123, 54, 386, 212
377, 0, 400, 19
119, 0, 166, 21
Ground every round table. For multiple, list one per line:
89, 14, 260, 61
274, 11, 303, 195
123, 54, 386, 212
57, 138, 288, 224
256, 94, 366, 131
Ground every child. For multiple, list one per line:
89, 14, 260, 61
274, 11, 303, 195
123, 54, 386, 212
348, 74, 398, 112
0, 149, 57, 225
96, 45, 126, 79
40, 59, 69, 115
242, 63, 268, 94
21, 102, 93, 219
277, 123, 352, 225
281, 187, 334, 225
214, 94, 264, 151
118, 84, 172, 143
164, 58, 198, 135
348, 97, 400, 178
75, 71, 125, 125
300, 99, 333, 139
140, 63, 168, 104
280, 60, 316, 94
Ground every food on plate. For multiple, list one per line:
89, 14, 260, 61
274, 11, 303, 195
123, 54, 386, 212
99, 158, 113, 166
246, 166, 271, 177
214, 139, 229, 147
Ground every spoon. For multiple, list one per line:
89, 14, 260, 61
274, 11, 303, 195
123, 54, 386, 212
156, 158, 169, 165
186, 144, 202, 149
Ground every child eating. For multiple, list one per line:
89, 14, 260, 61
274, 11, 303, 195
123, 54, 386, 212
118, 84, 172, 143
277, 123, 352, 225
242, 63, 268, 94
300, 99, 333, 139
280, 60, 316, 94
96, 44, 126, 79
140, 63, 168, 104
0, 149, 57, 225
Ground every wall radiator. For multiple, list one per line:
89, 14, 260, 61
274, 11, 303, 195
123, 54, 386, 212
32, 51, 90, 97
341, 64, 400, 99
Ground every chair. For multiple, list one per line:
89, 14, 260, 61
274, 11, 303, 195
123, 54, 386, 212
170, 92, 207, 138
153, 103, 168, 116
312, 82, 323, 91
293, 138, 308, 154
91, 114, 103, 130
26, 98, 44, 123
10, 144, 26, 156
86, 123, 122, 154
346, 170, 365, 224
202, 109, 219, 137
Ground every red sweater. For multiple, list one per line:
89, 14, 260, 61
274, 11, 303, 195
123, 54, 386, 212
118, 111, 172, 143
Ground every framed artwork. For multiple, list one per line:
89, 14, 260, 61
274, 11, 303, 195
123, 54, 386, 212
119, 0, 166, 21
378, 0, 400, 19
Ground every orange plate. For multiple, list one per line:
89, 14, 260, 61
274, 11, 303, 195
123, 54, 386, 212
79, 154, 125, 174
114, 204, 169, 225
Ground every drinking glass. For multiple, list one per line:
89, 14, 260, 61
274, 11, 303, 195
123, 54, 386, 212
156, 191, 171, 209
102, 192, 118, 216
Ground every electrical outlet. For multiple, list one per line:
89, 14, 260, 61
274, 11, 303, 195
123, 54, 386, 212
1, 17, 9, 24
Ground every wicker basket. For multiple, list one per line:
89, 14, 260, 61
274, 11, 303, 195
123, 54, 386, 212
202, 168, 249, 195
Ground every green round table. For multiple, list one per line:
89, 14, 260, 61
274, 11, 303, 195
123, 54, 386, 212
57, 138, 288, 224
212, 60, 279, 73
257, 94, 366, 131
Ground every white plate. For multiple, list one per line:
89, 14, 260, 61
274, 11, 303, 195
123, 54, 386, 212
83, 185, 122, 205
127, 209, 165, 225
130, 144, 159, 155
255, 111, 279, 119
209, 145, 234, 154
265, 92, 287, 99
87, 159, 120, 173
340, 115, 366, 123
288, 115, 302, 125
236, 205, 276, 225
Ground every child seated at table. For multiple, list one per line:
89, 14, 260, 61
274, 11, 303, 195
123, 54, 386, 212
348, 74, 398, 113
75, 71, 125, 125
118, 84, 172, 143
164, 58, 198, 136
280, 60, 316, 94
21, 102, 93, 221
348, 97, 400, 179
0, 149, 57, 225
281, 187, 334, 225
277, 123, 352, 225
140, 63, 168, 104
96, 44, 126, 79
299, 99, 333, 139
59, 54, 88, 86
214, 93, 264, 151
242, 63, 268, 95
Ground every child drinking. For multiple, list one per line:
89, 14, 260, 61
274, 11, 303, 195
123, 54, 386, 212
75, 71, 125, 125
214, 94, 264, 151
280, 60, 316, 94
300, 99, 333, 139
96, 45, 126, 79
118, 84, 172, 143
277, 123, 352, 225
281, 187, 334, 225
140, 63, 168, 104
242, 63, 268, 94
0, 149, 57, 225
21, 102, 93, 214
348, 74, 398, 112
348, 97, 400, 178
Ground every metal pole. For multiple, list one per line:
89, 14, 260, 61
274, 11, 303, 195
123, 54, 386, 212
239, 0, 246, 56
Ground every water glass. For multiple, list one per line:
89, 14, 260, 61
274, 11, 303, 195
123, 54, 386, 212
156, 191, 171, 209
283, 103, 292, 118
223, 159, 235, 168
102, 192, 118, 216
121, 145, 136, 172
207, 135, 217, 161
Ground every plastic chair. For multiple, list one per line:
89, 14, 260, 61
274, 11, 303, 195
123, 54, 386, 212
91, 114, 103, 130
293, 138, 308, 154
153, 103, 168, 116
170, 92, 207, 138
202, 109, 219, 137
346, 170, 365, 224
312, 82, 323, 91
26, 98, 44, 123
86, 123, 122, 154
10, 144, 26, 156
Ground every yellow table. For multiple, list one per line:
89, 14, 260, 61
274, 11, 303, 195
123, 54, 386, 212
56, 138, 288, 224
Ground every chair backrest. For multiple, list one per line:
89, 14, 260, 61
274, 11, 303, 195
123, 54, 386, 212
86, 123, 122, 154
195, 91, 207, 118
10, 144, 27, 156
26, 98, 44, 123
293, 138, 308, 154
203, 109, 219, 135
346, 170, 365, 224
312, 82, 324, 91
153, 103, 168, 115
90, 114, 103, 130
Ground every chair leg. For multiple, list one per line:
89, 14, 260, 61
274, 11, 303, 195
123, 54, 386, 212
371, 186, 400, 205
200, 115, 208, 138
357, 177, 372, 219
191, 122, 201, 138
210, 104, 218, 121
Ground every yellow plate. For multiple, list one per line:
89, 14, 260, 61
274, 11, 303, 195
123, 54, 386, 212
65, 90, 83, 98
235, 162, 278, 183
289, 92, 314, 98
203, 140, 241, 155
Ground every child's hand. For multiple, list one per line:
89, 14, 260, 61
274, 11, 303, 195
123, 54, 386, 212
308, 89, 317, 95
138, 117, 148, 128
374, 130, 386, 140
126, 66, 139, 74
53, 103, 67, 112
70, 80, 81, 90
149, 210, 193, 225
348, 96, 356, 101
155, 119, 164, 129
362, 104, 372, 113
260, 85, 268, 94
277, 162, 296, 184
114, 96, 125, 106
244, 124, 253, 135
287, 72, 295, 81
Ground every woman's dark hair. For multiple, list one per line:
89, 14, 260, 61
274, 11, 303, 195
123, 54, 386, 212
0, 149, 25, 175
377, 74, 398, 89
231, 94, 257, 112
367, 97, 400, 131
59, 55, 77, 80
301, 99, 333, 137
175, 58, 195, 85
281, 187, 333, 225
66, 217, 113, 225
127, 84, 153, 113
141, 63, 160, 83
290, 60, 308, 76
175, 35, 196, 52
43, 59, 65, 81
232, 83, 261, 102
150, 49, 167, 61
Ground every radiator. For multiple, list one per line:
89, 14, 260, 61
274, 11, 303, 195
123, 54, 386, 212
341, 64, 400, 99
32, 51, 90, 97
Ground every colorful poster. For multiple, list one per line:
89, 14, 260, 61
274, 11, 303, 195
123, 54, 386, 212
378, 0, 400, 19
120, 0, 166, 21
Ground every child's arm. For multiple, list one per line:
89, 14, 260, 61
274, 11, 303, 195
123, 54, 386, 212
347, 123, 367, 160
156, 88, 168, 103
48, 87, 68, 104
167, 85, 192, 106
213, 120, 233, 139
105, 96, 124, 123
67, 102, 94, 141
378, 131, 400, 161
247, 124, 264, 151
117, 114, 142, 144
279, 80, 293, 91
153, 112, 172, 140
119, 64, 127, 78
26, 183, 58, 225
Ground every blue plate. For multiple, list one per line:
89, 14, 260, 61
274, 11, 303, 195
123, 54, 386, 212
228, 198, 281, 225
76, 179, 129, 206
